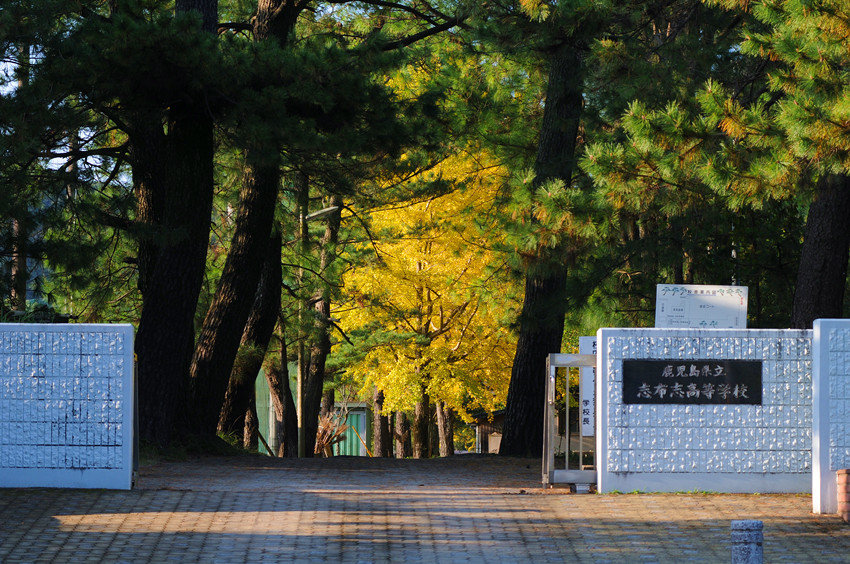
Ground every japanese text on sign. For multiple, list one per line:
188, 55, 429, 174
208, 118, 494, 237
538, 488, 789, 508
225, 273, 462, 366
655, 284, 748, 328
622, 359, 762, 405
579, 336, 596, 437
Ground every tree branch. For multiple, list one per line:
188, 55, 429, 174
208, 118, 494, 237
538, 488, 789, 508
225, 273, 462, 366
38, 144, 128, 161
218, 22, 254, 35
382, 17, 464, 51
325, 0, 439, 26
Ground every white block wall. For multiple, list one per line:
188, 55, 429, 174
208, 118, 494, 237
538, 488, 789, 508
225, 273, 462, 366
0, 324, 134, 489
597, 328, 813, 493
813, 319, 850, 513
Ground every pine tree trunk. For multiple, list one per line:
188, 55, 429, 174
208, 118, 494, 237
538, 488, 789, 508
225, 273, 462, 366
189, 0, 301, 440
135, 108, 216, 445
500, 273, 568, 457
189, 161, 279, 437
216, 356, 257, 440
302, 325, 331, 457
428, 403, 439, 458
131, 119, 168, 299
177, 0, 218, 33
372, 388, 392, 457
11, 218, 27, 311
791, 174, 850, 329
412, 387, 430, 459
320, 389, 334, 418
134, 0, 218, 446
301, 197, 342, 457
11, 43, 29, 311
436, 402, 454, 457
394, 411, 412, 458
266, 353, 298, 458
500, 41, 584, 457
216, 231, 282, 438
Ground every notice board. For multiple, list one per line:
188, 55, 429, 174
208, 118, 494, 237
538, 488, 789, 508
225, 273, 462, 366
655, 284, 748, 328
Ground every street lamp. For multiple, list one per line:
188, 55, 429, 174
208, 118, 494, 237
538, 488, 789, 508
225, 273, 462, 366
296, 205, 340, 458
305, 206, 339, 222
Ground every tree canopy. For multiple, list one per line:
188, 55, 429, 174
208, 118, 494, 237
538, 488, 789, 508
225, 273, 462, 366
4, 0, 850, 457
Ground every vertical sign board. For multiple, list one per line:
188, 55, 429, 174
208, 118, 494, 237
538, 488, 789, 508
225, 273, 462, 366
578, 337, 595, 437
655, 284, 748, 328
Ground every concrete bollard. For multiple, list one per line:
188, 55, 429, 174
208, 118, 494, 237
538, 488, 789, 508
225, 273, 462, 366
837, 469, 850, 522
731, 520, 763, 564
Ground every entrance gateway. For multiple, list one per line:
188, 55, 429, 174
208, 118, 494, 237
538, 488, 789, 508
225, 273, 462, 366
543, 322, 850, 515
542, 351, 597, 490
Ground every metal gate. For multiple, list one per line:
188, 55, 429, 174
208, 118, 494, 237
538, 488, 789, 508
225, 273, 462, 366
542, 349, 597, 490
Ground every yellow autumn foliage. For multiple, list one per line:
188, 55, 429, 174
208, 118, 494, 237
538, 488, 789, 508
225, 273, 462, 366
337, 152, 518, 421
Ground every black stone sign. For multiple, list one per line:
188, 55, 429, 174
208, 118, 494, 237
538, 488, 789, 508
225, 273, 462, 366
622, 359, 762, 405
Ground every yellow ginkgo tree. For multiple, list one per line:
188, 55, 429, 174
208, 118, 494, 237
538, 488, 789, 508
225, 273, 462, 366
337, 152, 518, 457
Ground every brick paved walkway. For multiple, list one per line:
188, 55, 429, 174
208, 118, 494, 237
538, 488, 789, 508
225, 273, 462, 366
1, 455, 849, 563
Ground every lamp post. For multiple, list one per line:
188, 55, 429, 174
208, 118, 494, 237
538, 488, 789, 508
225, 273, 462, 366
296, 204, 340, 458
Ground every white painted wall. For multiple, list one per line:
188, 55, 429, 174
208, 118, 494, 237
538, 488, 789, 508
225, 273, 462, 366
813, 319, 850, 513
0, 324, 134, 489
597, 328, 812, 493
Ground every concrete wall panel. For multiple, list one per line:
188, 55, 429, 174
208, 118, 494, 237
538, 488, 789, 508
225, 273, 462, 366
597, 328, 812, 494
0, 324, 134, 489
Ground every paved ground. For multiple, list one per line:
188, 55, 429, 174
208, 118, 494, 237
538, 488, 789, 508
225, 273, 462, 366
1, 454, 849, 563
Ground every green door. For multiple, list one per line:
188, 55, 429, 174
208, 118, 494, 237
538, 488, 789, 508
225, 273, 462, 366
254, 370, 272, 455
333, 410, 371, 456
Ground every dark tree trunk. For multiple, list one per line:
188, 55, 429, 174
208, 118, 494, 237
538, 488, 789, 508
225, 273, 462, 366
412, 387, 430, 459
11, 43, 29, 311
131, 119, 168, 299
217, 231, 282, 438
266, 356, 298, 457
320, 389, 334, 418
500, 273, 568, 457
500, 41, 584, 457
135, 109, 216, 445
177, 0, 218, 33
11, 218, 27, 311
394, 411, 412, 458
255, 0, 302, 45
791, 174, 850, 329
134, 0, 218, 447
216, 355, 258, 440
428, 403, 439, 458
189, 160, 280, 436
302, 337, 329, 457
266, 324, 298, 457
188, 0, 300, 439
302, 316, 331, 457
372, 388, 392, 457
301, 196, 342, 457
436, 402, 454, 457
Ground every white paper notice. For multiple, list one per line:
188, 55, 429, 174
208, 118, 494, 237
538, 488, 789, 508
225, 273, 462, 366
655, 284, 748, 328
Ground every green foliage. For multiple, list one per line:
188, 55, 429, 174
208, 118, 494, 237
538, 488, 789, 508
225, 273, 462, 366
573, 0, 805, 329
6, 0, 846, 446
336, 152, 520, 419
453, 420, 477, 452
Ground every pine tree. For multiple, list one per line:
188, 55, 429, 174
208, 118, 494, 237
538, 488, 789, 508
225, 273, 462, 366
588, 0, 850, 329
468, 0, 611, 457
579, 0, 803, 329
704, 0, 850, 327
